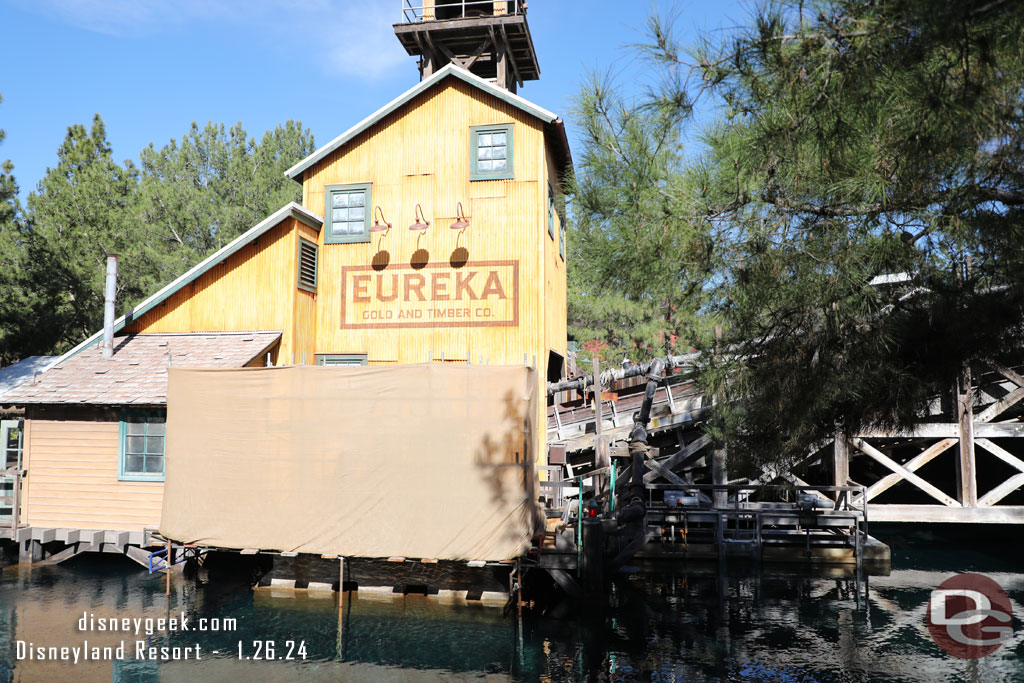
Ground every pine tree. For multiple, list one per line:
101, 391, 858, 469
136, 120, 315, 283
645, 0, 1024, 467
568, 74, 716, 362
570, 1, 1024, 470
21, 115, 149, 355
0, 92, 30, 365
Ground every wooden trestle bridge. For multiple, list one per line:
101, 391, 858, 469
545, 356, 1024, 529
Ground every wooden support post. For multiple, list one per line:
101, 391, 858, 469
711, 326, 728, 509
337, 556, 345, 660
712, 446, 729, 509
833, 432, 849, 502
19, 538, 41, 565
11, 471, 19, 534
166, 539, 172, 596
955, 362, 978, 507
495, 34, 509, 91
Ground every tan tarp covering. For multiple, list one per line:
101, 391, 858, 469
160, 364, 541, 560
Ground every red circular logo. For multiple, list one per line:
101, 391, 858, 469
927, 573, 1013, 659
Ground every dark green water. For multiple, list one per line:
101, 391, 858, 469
0, 526, 1021, 682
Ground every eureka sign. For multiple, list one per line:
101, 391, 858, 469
340, 261, 519, 329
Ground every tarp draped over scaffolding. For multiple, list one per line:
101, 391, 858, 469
160, 364, 541, 560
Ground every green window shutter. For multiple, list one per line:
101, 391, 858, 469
119, 409, 166, 482
325, 183, 373, 244
470, 123, 514, 181
316, 354, 369, 366
297, 238, 318, 292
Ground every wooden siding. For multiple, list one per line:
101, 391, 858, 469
303, 78, 550, 367
292, 222, 320, 365
23, 408, 162, 531
123, 217, 302, 363
543, 144, 568, 378
302, 78, 561, 465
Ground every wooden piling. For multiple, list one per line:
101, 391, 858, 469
955, 361, 978, 506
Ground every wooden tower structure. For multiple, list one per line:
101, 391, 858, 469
394, 0, 540, 93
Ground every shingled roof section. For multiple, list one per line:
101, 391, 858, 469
0, 356, 58, 399
2, 332, 281, 406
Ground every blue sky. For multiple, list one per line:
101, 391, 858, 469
1, 0, 746, 200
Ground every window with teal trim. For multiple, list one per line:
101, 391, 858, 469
119, 411, 165, 481
316, 354, 368, 366
325, 183, 372, 244
470, 124, 514, 181
548, 185, 555, 240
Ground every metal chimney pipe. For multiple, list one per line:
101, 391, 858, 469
102, 253, 118, 360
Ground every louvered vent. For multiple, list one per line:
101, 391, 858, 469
298, 238, 318, 292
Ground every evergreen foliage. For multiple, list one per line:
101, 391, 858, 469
21, 115, 145, 357
0, 113, 314, 363
568, 74, 716, 361
137, 120, 315, 283
570, 0, 1024, 470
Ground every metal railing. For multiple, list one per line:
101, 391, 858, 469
401, 0, 523, 23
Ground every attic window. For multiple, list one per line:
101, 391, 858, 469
325, 183, 372, 244
298, 238, 318, 292
470, 124, 514, 181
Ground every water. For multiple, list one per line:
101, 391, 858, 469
0, 526, 1021, 682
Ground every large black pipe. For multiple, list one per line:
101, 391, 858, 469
547, 353, 697, 396
615, 439, 648, 524
612, 358, 669, 527
634, 357, 666, 430
582, 515, 604, 592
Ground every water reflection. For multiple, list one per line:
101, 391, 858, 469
0, 535, 1021, 682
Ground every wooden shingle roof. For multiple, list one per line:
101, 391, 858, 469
2, 332, 280, 406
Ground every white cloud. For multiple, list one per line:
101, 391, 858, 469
14, 0, 410, 82
319, 3, 409, 81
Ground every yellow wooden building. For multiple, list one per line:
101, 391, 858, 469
1, 2, 571, 558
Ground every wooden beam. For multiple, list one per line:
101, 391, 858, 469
975, 386, 1024, 423
498, 24, 523, 88
978, 473, 1024, 507
851, 438, 960, 507
644, 455, 688, 487
643, 434, 711, 484
858, 422, 1024, 439
975, 438, 1024, 474
852, 438, 957, 505
868, 504, 1024, 524
993, 363, 1024, 389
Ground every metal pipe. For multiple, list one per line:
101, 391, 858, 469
634, 357, 666, 429
546, 353, 697, 396
102, 254, 118, 360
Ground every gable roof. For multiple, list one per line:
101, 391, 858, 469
3, 332, 281, 405
40, 202, 321, 375
285, 63, 572, 182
